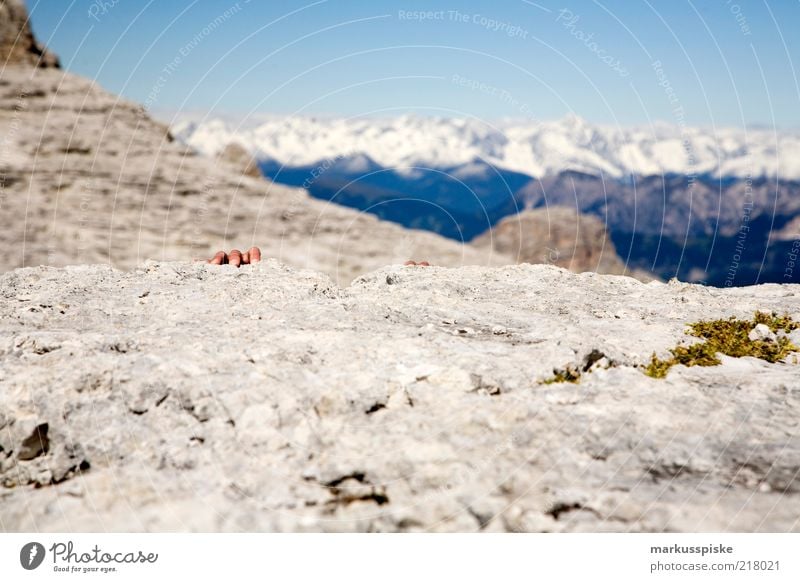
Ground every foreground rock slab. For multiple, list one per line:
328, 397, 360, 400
1, 262, 799, 532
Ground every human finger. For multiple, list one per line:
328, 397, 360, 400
228, 249, 242, 267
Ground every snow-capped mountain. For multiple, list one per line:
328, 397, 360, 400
171, 113, 800, 180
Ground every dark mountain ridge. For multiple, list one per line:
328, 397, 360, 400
261, 158, 800, 286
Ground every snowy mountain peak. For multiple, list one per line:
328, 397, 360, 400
172, 114, 800, 180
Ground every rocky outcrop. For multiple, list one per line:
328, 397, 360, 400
0, 65, 511, 286
0, 0, 59, 68
1, 261, 799, 532
473, 207, 630, 276
215, 142, 263, 179
775, 215, 800, 242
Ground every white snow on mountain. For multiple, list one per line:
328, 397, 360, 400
171, 113, 800, 180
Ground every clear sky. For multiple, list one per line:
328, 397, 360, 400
27, 0, 800, 128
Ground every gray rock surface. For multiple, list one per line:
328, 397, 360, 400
749, 323, 777, 343
1, 262, 799, 532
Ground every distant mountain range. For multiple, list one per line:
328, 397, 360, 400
173, 115, 800, 286
172, 114, 800, 180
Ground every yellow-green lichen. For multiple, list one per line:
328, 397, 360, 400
645, 312, 799, 379
542, 369, 581, 384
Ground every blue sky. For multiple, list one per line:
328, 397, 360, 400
28, 0, 800, 127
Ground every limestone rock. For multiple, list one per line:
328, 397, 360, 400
472, 207, 645, 278
215, 142, 263, 179
0, 65, 511, 285
0, 0, 59, 68
749, 323, 776, 342
1, 261, 799, 532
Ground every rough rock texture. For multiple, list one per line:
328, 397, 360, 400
1, 262, 799, 532
473, 207, 630, 276
0, 0, 59, 68
216, 142, 263, 179
0, 67, 510, 286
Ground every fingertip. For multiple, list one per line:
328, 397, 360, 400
250, 247, 262, 262
229, 249, 242, 267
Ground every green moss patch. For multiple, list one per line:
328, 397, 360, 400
542, 349, 607, 384
542, 369, 581, 384
645, 312, 799, 379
